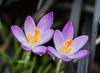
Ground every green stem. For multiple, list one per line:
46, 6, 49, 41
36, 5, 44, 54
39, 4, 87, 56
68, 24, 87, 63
25, 51, 31, 67
56, 59, 62, 73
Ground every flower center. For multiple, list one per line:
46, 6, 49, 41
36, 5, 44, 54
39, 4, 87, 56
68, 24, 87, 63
62, 40, 73, 54
27, 29, 40, 43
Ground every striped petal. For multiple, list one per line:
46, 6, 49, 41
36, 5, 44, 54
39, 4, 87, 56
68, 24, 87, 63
37, 12, 53, 34
24, 16, 36, 37
54, 30, 64, 53
60, 54, 72, 61
32, 46, 47, 56
11, 25, 26, 43
69, 35, 88, 55
62, 21, 74, 41
69, 50, 90, 59
36, 29, 54, 45
21, 41, 32, 51
47, 46, 60, 58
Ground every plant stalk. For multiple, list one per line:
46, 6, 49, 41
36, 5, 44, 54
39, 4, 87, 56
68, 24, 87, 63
56, 59, 62, 73
25, 51, 31, 67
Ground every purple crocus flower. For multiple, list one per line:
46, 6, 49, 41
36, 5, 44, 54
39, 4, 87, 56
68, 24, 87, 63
47, 21, 90, 61
11, 12, 54, 56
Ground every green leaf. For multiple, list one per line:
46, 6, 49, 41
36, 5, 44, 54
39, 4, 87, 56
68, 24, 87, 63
11, 63, 23, 73
14, 37, 19, 51
7, 71, 10, 73
37, 66, 43, 73
0, 20, 3, 30
17, 60, 26, 64
22, 51, 27, 60
41, 54, 52, 65
43, 64, 52, 73
29, 57, 36, 73
14, 17, 21, 26
0, 0, 3, 6
0, 20, 7, 41
99, 19, 100, 24
51, 21, 62, 29
0, 49, 12, 64
22, 69, 29, 73
13, 46, 22, 62
49, 69, 55, 73
0, 66, 2, 73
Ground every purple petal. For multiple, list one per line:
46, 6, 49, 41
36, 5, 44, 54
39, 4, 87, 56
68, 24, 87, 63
69, 50, 90, 59
32, 46, 47, 56
69, 35, 88, 54
24, 16, 36, 37
62, 21, 74, 40
47, 46, 60, 58
36, 29, 54, 45
60, 54, 72, 61
37, 12, 53, 33
11, 25, 26, 43
54, 30, 64, 53
21, 41, 33, 51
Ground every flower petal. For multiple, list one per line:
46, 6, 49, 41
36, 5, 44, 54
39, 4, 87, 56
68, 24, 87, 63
24, 16, 36, 37
54, 30, 64, 53
36, 29, 54, 45
62, 21, 74, 40
37, 12, 53, 33
69, 35, 88, 54
32, 46, 47, 56
47, 46, 60, 58
11, 25, 26, 43
21, 41, 32, 51
60, 54, 72, 61
69, 50, 90, 59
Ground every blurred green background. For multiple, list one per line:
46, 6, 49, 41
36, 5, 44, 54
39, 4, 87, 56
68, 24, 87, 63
0, 0, 64, 73
0, 0, 99, 73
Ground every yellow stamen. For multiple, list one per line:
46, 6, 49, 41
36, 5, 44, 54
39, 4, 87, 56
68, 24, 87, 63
32, 37, 38, 43
65, 40, 69, 50
65, 47, 72, 54
27, 32, 31, 42
65, 40, 73, 50
62, 40, 73, 54
62, 44, 65, 53
32, 29, 40, 43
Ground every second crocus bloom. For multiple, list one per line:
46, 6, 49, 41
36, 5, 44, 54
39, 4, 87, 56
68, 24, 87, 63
11, 12, 54, 56
47, 21, 90, 61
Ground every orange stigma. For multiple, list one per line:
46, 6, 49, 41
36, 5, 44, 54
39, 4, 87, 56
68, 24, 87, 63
32, 29, 40, 43
62, 40, 73, 54
27, 29, 40, 43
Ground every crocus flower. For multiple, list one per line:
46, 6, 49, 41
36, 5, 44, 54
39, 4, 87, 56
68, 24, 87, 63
11, 12, 54, 56
47, 21, 90, 61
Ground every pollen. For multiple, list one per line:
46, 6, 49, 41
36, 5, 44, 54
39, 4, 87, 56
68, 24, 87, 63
62, 40, 73, 54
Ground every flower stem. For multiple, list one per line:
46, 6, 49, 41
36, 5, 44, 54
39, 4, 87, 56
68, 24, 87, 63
25, 51, 31, 67
56, 59, 62, 73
